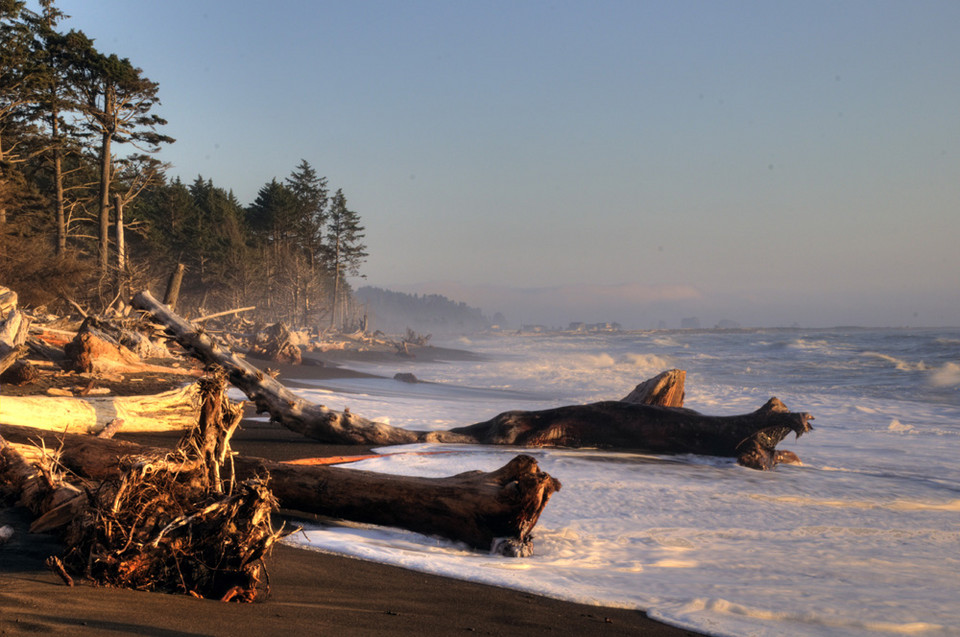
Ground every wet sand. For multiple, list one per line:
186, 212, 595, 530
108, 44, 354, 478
1, 346, 701, 636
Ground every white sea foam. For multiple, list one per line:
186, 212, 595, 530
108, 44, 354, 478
862, 351, 929, 371
286, 329, 960, 637
930, 362, 960, 387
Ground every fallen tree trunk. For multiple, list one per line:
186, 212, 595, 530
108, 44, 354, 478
132, 290, 813, 469
63, 316, 193, 375
444, 398, 809, 470
0, 422, 560, 556
0, 384, 200, 434
133, 290, 419, 445
0, 375, 283, 600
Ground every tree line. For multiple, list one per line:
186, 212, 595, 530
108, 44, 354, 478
0, 1, 367, 328
355, 286, 492, 335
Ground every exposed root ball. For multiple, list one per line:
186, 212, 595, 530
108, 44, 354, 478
61, 470, 282, 600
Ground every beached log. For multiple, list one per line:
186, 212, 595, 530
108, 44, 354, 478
250, 321, 301, 365
0, 384, 200, 434
0, 344, 26, 376
132, 290, 813, 469
621, 368, 686, 407
0, 305, 30, 375
0, 286, 18, 317
0, 422, 560, 556
64, 317, 141, 373
62, 316, 196, 377
0, 359, 39, 385
194, 306, 256, 323
440, 398, 809, 470
0, 436, 86, 534
0, 376, 283, 601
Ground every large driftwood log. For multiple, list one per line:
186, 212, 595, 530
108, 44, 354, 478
0, 422, 560, 556
0, 384, 200, 434
0, 376, 283, 600
132, 290, 813, 469
444, 398, 809, 470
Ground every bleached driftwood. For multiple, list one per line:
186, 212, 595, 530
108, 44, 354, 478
0, 297, 30, 375
0, 375, 283, 600
194, 306, 256, 323
0, 384, 200, 434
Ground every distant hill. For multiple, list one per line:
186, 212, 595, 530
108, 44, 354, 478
355, 287, 491, 335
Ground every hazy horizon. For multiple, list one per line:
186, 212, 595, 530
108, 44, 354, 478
382, 280, 957, 331
51, 1, 960, 329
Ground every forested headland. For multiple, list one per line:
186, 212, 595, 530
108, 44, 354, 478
356, 286, 494, 335
0, 1, 367, 329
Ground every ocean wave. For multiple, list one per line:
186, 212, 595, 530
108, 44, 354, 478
619, 352, 673, 370
651, 336, 685, 348
929, 362, 960, 387
788, 338, 835, 352
661, 597, 946, 636
748, 493, 960, 513
888, 419, 915, 433
862, 352, 929, 371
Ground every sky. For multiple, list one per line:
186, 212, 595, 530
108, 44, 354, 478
50, 0, 960, 329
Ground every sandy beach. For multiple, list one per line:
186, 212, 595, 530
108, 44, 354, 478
1, 345, 700, 637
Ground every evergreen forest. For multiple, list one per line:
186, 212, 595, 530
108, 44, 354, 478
0, 1, 367, 329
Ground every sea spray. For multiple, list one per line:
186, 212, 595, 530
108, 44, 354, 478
286, 327, 960, 637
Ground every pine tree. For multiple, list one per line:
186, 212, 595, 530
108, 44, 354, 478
0, 0, 38, 226
324, 188, 367, 328
70, 33, 173, 273
285, 159, 328, 264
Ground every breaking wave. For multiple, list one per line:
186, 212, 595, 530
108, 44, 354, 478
929, 362, 960, 388
862, 352, 929, 371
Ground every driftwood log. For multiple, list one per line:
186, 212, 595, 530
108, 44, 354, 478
0, 384, 200, 434
132, 290, 813, 469
250, 321, 301, 365
0, 290, 29, 376
0, 421, 560, 556
1, 374, 284, 600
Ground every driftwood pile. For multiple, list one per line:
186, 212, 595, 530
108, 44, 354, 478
1, 283, 818, 600
0, 370, 284, 601
248, 321, 302, 365
131, 290, 813, 470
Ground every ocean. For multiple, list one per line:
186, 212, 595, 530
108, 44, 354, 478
281, 328, 960, 637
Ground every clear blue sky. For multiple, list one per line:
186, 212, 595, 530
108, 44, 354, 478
53, 0, 960, 328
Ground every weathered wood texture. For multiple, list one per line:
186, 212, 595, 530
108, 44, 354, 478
0, 385, 200, 434
0, 294, 30, 375
0, 376, 282, 600
133, 290, 418, 445
0, 422, 560, 555
621, 368, 686, 406
132, 290, 813, 468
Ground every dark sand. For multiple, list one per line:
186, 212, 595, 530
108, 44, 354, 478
1, 346, 701, 636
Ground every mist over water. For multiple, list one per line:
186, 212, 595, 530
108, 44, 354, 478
285, 328, 960, 637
